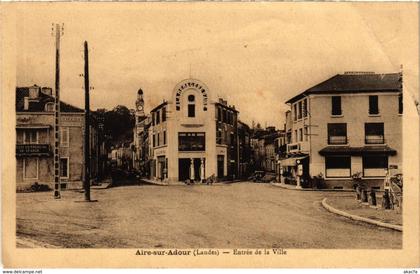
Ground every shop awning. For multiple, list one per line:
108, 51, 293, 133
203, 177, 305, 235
16, 124, 51, 129
319, 146, 397, 156
280, 155, 308, 166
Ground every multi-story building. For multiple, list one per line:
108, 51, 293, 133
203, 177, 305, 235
280, 72, 402, 189
238, 120, 252, 178
142, 78, 242, 183
15, 85, 105, 191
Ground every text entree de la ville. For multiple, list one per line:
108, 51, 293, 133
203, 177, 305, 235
135, 248, 287, 256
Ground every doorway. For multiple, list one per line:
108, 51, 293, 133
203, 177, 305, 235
178, 158, 190, 181
217, 155, 224, 179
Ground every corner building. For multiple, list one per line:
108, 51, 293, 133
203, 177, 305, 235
148, 79, 239, 183
280, 72, 402, 189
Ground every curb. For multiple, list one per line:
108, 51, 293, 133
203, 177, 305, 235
321, 198, 402, 232
270, 183, 353, 192
140, 179, 245, 186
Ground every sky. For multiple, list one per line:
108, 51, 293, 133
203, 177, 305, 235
15, 2, 418, 129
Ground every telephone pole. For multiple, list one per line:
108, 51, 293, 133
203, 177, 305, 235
83, 41, 91, 201
53, 23, 62, 199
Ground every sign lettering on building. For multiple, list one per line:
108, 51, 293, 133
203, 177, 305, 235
175, 80, 208, 111
16, 144, 51, 157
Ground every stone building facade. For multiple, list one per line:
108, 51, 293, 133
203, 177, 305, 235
279, 72, 402, 189
15, 85, 104, 191
140, 79, 243, 183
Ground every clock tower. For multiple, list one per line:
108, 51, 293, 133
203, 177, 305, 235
135, 89, 145, 119
134, 88, 147, 172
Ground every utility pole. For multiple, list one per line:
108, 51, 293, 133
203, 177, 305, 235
53, 23, 62, 199
83, 41, 91, 201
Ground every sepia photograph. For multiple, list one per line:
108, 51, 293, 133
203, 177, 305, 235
1, 1, 419, 268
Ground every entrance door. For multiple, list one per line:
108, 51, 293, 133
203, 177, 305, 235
178, 158, 190, 181
217, 155, 224, 179
157, 156, 165, 180
193, 158, 201, 181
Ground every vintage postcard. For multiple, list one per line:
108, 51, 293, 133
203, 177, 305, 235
1, 2, 419, 268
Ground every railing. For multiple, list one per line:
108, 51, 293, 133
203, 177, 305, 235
365, 135, 385, 144
328, 136, 347, 145
286, 143, 301, 153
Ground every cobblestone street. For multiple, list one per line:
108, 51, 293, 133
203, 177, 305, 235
16, 182, 402, 248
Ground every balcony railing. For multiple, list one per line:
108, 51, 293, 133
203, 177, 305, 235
328, 136, 347, 145
16, 144, 52, 157
365, 135, 385, 144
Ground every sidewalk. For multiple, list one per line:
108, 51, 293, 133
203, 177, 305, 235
322, 194, 402, 231
271, 182, 353, 192
140, 178, 243, 186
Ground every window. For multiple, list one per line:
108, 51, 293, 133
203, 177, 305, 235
222, 109, 227, 123
59, 127, 69, 147
303, 99, 308, 117
293, 104, 297, 121
331, 96, 342, 116
328, 123, 347, 144
163, 131, 167, 145
156, 110, 160, 124
325, 156, 351, 177
217, 107, 222, 121
294, 130, 298, 142
178, 132, 205, 151
23, 158, 38, 179
45, 102, 54, 112
24, 129, 38, 144
216, 129, 222, 144
365, 123, 384, 144
152, 134, 156, 147
298, 101, 302, 119
304, 126, 309, 141
162, 107, 166, 122
299, 128, 303, 142
60, 157, 69, 179
152, 113, 155, 126
287, 132, 291, 143
369, 95, 379, 115
363, 155, 388, 177
157, 133, 160, 146
398, 93, 403, 114
187, 95, 195, 118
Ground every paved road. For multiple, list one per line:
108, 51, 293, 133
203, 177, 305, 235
16, 182, 401, 248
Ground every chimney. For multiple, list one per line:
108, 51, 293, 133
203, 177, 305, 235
29, 85, 40, 99
41, 87, 53, 96
24, 97, 29, 110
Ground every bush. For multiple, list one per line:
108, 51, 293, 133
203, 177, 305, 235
311, 173, 326, 189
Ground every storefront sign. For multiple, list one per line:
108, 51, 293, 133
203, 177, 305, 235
16, 144, 51, 157
61, 115, 83, 126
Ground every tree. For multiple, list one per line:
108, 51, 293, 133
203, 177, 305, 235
102, 105, 135, 149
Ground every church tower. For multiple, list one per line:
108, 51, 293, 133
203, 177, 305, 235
134, 88, 146, 172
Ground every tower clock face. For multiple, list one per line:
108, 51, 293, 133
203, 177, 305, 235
136, 99, 144, 111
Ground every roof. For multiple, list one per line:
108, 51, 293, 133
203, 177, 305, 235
319, 145, 397, 156
16, 87, 84, 113
215, 102, 239, 113
150, 101, 168, 113
286, 73, 402, 104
